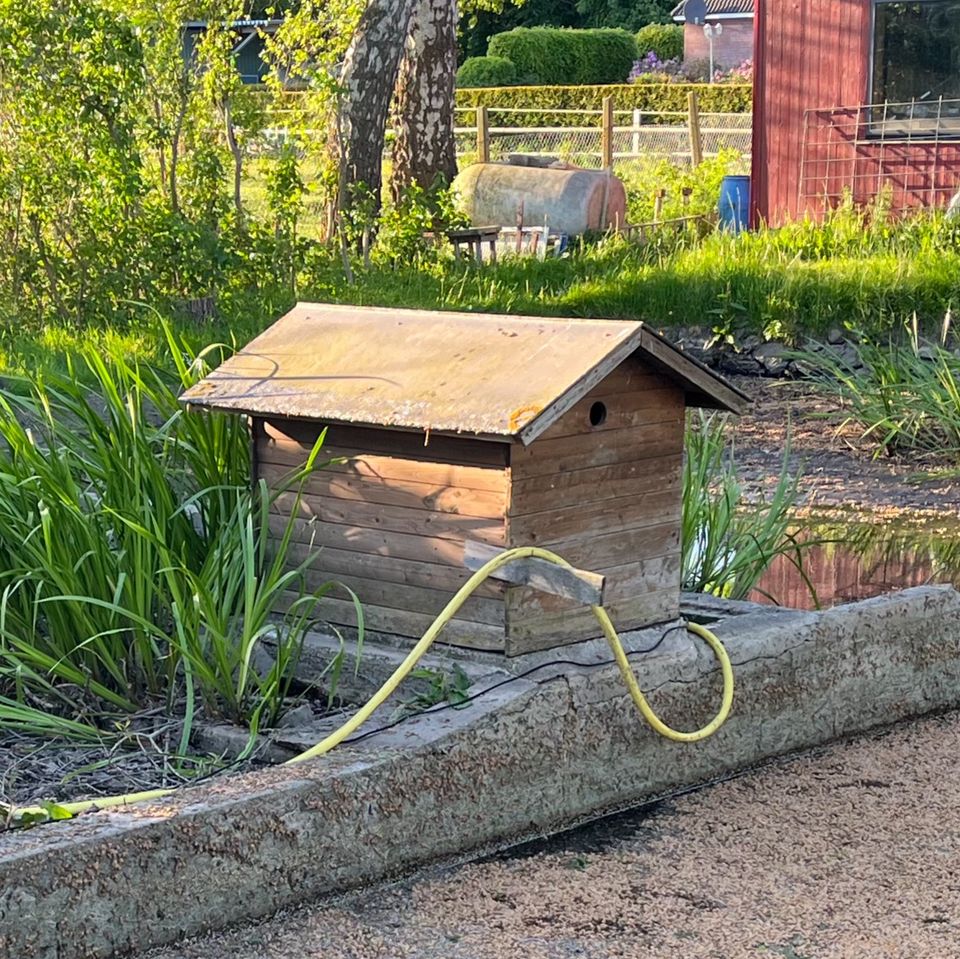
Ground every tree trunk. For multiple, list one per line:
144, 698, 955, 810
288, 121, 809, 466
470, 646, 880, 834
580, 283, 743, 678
390, 0, 458, 201
338, 0, 416, 218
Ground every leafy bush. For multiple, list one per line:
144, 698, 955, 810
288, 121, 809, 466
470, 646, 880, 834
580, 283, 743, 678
457, 55, 519, 88
487, 27, 639, 85
636, 23, 683, 61
0, 0, 316, 332
629, 52, 684, 82
455, 82, 752, 126
620, 150, 742, 223
714, 59, 754, 83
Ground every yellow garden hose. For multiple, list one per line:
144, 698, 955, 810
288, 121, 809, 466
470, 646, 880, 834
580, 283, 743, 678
4, 546, 734, 827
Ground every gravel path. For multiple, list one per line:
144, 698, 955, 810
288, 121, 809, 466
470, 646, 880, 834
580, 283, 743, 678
142, 709, 960, 959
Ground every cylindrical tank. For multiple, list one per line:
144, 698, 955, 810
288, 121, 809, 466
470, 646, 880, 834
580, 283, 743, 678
718, 174, 751, 233
453, 163, 627, 236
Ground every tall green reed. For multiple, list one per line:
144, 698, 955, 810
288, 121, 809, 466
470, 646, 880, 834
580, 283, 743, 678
801, 316, 960, 459
682, 411, 808, 600
0, 325, 347, 746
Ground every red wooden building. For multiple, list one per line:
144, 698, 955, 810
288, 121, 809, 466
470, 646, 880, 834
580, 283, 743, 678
752, 0, 960, 224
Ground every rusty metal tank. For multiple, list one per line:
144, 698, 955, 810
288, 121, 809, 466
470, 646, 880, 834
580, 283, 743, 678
453, 162, 627, 235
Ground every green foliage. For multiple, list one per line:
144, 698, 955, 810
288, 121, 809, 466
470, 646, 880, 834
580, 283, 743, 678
398, 665, 472, 716
455, 82, 752, 125
621, 151, 741, 223
682, 412, 808, 600
456, 55, 521, 88
576, 0, 673, 32
459, 0, 585, 60
635, 23, 683, 60
0, 0, 329, 331
0, 326, 349, 744
487, 27, 639, 85
799, 318, 960, 460
342, 180, 469, 269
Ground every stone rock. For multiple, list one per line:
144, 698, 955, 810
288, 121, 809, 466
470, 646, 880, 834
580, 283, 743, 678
717, 351, 763, 376
753, 341, 793, 377
827, 326, 846, 345
275, 702, 316, 728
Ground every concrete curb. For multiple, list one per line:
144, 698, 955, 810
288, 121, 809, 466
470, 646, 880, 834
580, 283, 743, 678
3, 586, 960, 959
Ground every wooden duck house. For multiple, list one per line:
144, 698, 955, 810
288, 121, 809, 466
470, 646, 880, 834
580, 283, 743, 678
181, 304, 748, 656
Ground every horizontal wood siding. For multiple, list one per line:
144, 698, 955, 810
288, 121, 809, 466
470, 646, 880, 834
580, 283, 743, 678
505, 359, 685, 654
258, 418, 509, 650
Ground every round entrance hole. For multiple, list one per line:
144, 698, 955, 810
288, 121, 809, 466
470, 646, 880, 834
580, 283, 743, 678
589, 401, 607, 427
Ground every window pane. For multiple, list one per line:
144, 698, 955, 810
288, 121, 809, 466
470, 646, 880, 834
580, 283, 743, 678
873, 1, 960, 115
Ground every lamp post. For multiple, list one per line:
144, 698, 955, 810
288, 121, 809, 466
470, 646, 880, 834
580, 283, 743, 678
703, 22, 723, 82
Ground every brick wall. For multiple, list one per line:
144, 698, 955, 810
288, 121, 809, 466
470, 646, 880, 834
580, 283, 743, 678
684, 18, 753, 72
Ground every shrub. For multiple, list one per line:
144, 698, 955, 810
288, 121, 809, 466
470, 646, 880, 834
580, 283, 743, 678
629, 52, 683, 82
456, 55, 519, 88
455, 82, 752, 126
715, 59, 754, 83
636, 23, 683, 61
487, 27, 638, 86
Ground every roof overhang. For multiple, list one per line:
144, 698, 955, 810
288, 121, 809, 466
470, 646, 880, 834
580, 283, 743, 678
181, 304, 749, 445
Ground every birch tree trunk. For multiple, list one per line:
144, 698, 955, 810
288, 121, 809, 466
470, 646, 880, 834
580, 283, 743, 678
338, 0, 415, 217
389, 0, 458, 200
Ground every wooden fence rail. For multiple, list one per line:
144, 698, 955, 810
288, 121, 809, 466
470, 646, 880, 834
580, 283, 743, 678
458, 91, 752, 168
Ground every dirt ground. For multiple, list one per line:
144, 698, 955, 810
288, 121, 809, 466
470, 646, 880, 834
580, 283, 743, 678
140, 708, 960, 959
729, 376, 960, 517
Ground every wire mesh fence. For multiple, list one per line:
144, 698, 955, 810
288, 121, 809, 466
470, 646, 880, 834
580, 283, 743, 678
455, 106, 752, 171
800, 98, 960, 215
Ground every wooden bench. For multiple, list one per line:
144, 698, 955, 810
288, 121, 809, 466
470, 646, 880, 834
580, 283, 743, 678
446, 225, 501, 264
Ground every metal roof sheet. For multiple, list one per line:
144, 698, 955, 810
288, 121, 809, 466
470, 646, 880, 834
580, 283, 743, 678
671, 0, 754, 19
180, 304, 748, 443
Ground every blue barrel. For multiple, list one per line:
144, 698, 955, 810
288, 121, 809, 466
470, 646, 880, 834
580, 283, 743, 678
718, 175, 751, 233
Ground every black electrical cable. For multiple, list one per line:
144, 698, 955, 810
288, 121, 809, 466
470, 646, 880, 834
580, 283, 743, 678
185, 620, 695, 782
338, 620, 692, 746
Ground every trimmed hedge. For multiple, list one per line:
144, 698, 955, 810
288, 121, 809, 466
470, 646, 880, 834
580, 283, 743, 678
487, 27, 638, 86
455, 83, 752, 126
456, 56, 519, 88
635, 24, 683, 61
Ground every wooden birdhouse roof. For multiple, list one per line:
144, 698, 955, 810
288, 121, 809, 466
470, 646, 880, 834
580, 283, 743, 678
181, 303, 748, 444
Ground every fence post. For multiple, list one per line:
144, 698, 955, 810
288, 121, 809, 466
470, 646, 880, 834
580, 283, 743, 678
687, 90, 703, 167
476, 106, 489, 163
601, 95, 614, 169
632, 107, 641, 157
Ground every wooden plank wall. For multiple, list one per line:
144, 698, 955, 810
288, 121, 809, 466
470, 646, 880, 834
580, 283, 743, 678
504, 360, 685, 655
754, 0, 872, 224
256, 418, 511, 651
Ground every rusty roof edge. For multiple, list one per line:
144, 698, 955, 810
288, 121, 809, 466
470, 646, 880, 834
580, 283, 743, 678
637, 327, 751, 415
516, 325, 647, 446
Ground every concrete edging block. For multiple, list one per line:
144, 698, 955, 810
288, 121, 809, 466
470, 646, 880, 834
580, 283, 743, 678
2, 586, 959, 959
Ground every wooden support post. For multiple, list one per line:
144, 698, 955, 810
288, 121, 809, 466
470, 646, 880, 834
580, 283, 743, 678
653, 189, 666, 222
476, 106, 489, 164
632, 107, 642, 157
464, 541, 606, 607
687, 90, 703, 167
601, 95, 614, 169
